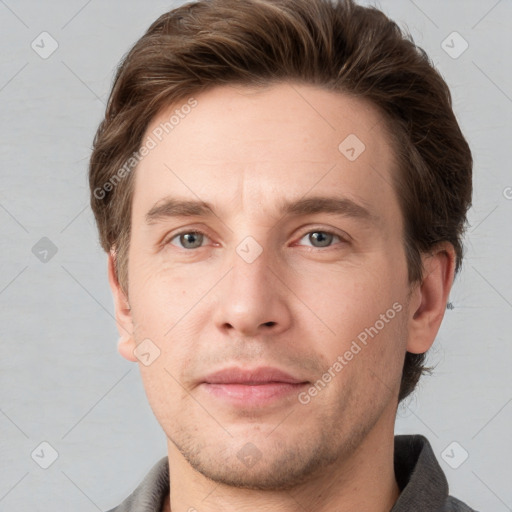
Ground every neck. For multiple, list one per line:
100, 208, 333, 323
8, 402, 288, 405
163, 412, 400, 512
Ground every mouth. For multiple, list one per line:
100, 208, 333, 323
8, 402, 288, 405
201, 366, 309, 406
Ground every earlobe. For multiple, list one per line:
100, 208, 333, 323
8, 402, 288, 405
406, 242, 456, 354
107, 250, 137, 362
117, 334, 138, 362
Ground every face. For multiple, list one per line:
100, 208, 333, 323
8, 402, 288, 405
116, 83, 417, 489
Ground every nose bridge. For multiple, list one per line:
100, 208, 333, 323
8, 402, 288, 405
230, 238, 273, 304
228, 213, 275, 285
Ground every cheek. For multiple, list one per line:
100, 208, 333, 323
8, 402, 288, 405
129, 250, 211, 324
127, 256, 218, 385
291, 260, 402, 340
290, 256, 409, 402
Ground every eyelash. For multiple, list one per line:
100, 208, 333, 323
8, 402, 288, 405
164, 228, 348, 250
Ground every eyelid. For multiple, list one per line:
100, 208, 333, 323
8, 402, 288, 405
162, 227, 213, 248
294, 225, 352, 245
162, 225, 351, 249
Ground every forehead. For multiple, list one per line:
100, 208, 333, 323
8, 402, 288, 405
132, 82, 400, 227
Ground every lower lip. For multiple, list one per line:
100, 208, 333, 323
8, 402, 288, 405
202, 382, 308, 406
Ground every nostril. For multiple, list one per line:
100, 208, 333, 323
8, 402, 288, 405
263, 321, 276, 327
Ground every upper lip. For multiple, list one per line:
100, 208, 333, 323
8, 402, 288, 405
203, 367, 307, 385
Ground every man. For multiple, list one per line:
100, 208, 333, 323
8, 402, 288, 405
89, 0, 475, 510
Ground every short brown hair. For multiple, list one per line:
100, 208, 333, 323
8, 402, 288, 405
89, 0, 472, 402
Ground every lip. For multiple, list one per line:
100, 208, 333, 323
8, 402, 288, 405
203, 366, 306, 385
201, 366, 309, 407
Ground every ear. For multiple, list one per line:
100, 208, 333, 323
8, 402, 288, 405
107, 249, 137, 362
406, 242, 456, 354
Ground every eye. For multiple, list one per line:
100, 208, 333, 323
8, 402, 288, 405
297, 230, 343, 248
168, 231, 208, 249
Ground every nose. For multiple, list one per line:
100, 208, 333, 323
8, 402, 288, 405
212, 245, 293, 338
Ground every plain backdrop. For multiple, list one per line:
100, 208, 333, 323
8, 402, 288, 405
0, 0, 511, 510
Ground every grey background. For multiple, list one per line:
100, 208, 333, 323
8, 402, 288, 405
0, 0, 510, 510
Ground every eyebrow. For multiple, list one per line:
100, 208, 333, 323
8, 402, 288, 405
146, 198, 215, 224
279, 196, 376, 222
145, 195, 377, 225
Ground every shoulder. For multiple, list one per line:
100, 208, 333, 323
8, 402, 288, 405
441, 496, 479, 512
106, 457, 169, 512
393, 435, 477, 512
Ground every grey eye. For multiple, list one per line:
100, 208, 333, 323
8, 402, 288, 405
303, 231, 337, 248
172, 232, 205, 249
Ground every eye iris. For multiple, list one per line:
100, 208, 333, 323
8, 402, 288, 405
180, 232, 203, 249
310, 231, 332, 247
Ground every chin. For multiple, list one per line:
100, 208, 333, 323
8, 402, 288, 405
173, 430, 341, 491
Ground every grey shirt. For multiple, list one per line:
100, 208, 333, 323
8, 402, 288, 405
108, 435, 476, 511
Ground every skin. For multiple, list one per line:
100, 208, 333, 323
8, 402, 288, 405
108, 82, 455, 512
